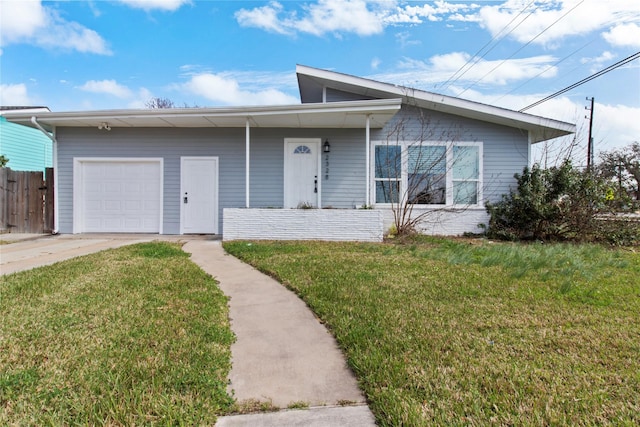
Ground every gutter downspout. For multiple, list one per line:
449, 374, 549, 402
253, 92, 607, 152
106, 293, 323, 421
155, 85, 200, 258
245, 119, 250, 208
31, 116, 59, 234
365, 114, 371, 207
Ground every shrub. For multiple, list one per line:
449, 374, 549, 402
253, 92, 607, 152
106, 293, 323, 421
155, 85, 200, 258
486, 161, 639, 245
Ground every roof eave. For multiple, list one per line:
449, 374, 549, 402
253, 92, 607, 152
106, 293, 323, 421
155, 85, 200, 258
296, 64, 576, 143
3, 99, 403, 130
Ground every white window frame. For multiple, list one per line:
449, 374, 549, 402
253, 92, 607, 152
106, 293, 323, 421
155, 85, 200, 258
371, 141, 483, 207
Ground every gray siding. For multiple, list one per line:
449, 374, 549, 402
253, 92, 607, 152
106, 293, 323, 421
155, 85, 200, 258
55, 105, 528, 235
247, 130, 284, 208
56, 127, 245, 234
319, 131, 367, 208
325, 88, 374, 102
248, 128, 368, 209
371, 105, 528, 204
56, 127, 369, 234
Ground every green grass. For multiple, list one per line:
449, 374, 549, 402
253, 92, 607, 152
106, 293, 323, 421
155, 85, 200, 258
0, 242, 235, 425
224, 237, 640, 426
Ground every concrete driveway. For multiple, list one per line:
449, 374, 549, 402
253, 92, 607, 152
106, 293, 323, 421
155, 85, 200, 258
0, 234, 200, 275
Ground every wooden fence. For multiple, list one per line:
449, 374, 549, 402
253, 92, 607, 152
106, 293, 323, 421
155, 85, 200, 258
0, 168, 54, 234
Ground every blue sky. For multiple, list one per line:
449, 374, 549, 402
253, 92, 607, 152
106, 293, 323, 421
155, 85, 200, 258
1, 0, 639, 162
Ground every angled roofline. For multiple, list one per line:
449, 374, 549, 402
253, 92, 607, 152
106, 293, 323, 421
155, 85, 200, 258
296, 64, 576, 144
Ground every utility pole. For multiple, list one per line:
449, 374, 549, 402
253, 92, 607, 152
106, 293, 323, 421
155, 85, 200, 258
586, 97, 595, 171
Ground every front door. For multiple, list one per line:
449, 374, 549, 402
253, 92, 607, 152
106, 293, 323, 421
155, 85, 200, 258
181, 157, 218, 234
284, 139, 320, 208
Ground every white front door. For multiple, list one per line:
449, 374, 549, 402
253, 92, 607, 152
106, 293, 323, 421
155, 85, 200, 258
284, 139, 320, 208
181, 157, 218, 234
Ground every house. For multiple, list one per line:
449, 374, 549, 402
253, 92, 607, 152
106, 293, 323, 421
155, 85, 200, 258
3, 65, 575, 241
0, 107, 53, 172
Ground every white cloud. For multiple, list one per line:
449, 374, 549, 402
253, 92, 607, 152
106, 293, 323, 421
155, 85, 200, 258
371, 57, 382, 70
235, 2, 291, 35
395, 31, 421, 49
580, 51, 616, 72
178, 73, 298, 106
460, 88, 640, 159
78, 80, 133, 98
37, 16, 111, 54
581, 51, 615, 64
75, 82, 154, 109
474, 0, 640, 47
386, 1, 478, 24
127, 88, 155, 108
603, 23, 640, 48
236, 0, 387, 36
0, 83, 33, 105
0, 0, 47, 43
376, 53, 558, 88
116, 0, 191, 12
589, 103, 640, 151
0, 1, 111, 54
233, 0, 640, 42
297, 0, 386, 36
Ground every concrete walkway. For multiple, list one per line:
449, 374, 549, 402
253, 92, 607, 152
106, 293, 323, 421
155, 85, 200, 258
1, 235, 376, 425
184, 240, 376, 426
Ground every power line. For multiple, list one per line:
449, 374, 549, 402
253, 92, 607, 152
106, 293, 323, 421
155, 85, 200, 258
438, 0, 537, 91
519, 51, 640, 112
456, 0, 584, 97
490, 38, 596, 104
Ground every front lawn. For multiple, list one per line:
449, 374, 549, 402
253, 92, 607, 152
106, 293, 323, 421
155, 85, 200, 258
0, 242, 235, 425
224, 238, 640, 426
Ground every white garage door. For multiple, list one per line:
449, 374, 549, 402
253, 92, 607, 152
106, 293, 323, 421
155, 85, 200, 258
75, 159, 162, 233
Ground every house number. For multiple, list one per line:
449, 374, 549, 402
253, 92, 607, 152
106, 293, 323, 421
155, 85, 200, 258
325, 154, 329, 180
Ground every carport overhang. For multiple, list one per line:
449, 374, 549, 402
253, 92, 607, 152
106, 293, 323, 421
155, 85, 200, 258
2, 99, 402, 131
3, 99, 403, 229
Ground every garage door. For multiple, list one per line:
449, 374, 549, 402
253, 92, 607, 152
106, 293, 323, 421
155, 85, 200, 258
75, 159, 162, 233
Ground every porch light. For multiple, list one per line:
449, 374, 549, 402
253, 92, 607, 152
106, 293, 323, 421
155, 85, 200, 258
323, 140, 331, 153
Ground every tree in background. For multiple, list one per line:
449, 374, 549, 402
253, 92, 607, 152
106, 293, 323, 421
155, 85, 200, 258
597, 142, 640, 207
145, 97, 176, 109
145, 97, 200, 109
0, 155, 8, 167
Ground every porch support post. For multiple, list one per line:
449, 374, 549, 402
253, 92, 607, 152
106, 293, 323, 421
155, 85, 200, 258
365, 114, 371, 206
245, 119, 250, 208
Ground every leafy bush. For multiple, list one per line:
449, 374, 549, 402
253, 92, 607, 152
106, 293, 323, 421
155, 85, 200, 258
486, 161, 639, 245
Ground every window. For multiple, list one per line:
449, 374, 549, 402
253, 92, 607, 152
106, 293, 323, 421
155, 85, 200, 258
373, 142, 482, 206
374, 145, 400, 203
452, 146, 480, 205
293, 145, 312, 154
408, 145, 446, 204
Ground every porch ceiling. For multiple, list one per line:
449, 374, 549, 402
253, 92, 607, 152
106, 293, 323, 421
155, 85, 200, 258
2, 99, 402, 131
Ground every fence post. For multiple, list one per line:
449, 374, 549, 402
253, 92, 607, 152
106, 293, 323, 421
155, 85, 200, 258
44, 167, 54, 233
0, 168, 8, 233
